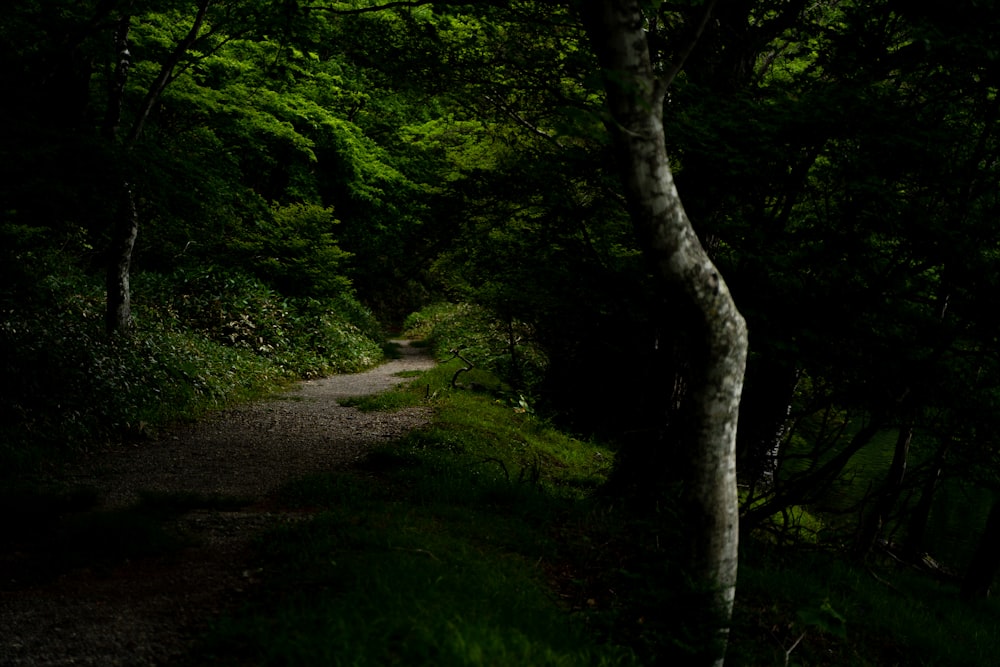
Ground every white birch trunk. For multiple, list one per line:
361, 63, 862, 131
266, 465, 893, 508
579, 2, 748, 664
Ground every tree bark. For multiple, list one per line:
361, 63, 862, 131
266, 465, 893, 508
103, 14, 136, 335
579, 3, 748, 665
106, 180, 139, 336
737, 359, 800, 499
102, 15, 132, 141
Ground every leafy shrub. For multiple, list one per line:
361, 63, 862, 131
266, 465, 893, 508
0, 276, 285, 471
0, 266, 385, 477
226, 202, 354, 298
137, 267, 382, 376
403, 302, 548, 394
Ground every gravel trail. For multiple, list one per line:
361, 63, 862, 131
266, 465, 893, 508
0, 340, 436, 666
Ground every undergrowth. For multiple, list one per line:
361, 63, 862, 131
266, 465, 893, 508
193, 360, 636, 666
0, 266, 383, 477
197, 356, 1000, 667
9, 295, 999, 665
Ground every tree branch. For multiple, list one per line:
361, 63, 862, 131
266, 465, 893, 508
125, 0, 212, 149
661, 0, 719, 90
303, 0, 437, 15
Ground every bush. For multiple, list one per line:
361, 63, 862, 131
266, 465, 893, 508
226, 202, 354, 298
0, 267, 385, 477
403, 302, 548, 394
137, 267, 383, 376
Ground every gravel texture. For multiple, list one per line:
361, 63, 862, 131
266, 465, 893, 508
0, 340, 436, 666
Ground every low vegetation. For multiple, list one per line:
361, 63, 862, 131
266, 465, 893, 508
188, 305, 1000, 666
0, 266, 383, 477
192, 355, 632, 666
4, 300, 1000, 664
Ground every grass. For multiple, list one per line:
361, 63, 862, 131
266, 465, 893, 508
338, 389, 424, 412
732, 543, 1000, 666
188, 356, 1000, 666
199, 503, 632, 666
192, 361, 635, 666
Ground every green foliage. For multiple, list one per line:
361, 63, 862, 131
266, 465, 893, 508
5, 1, 1000, 660
138, 267, 382, 377
733, 545, 1000, 666
403, 302, 548, 397
227, 202, 352, 297
0, 266, 384, 477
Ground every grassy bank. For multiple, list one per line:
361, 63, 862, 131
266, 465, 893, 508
191, 356, 636, 666
189, 353, 1000, 666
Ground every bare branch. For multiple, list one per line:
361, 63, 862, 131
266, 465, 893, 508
482, 92, 559, 144
661, 0, 719, 91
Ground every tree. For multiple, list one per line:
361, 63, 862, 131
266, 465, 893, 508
104, 0, 219, 335
577, 2, 748, 664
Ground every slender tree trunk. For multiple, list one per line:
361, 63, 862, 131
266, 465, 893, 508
104, 1, 212, 335
854, 424, 912, 561
103, 14, 135, 335
579, 3, 748, 664
102, 15, 131, 141
737, 359, 799, 499
106, 180, 139, 335
962, 496, 1000, 600
903, 440, 949, 559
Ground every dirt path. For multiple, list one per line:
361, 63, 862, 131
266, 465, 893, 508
0, 340, 436, 666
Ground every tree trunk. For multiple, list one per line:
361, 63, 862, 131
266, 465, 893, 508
961, 496, 1000, 600
104, 0, 212, 335
102, 15, 131, 141
854, 425, 912, 561
579, 3, 748, 665
737, 359, 800, 499
903, 440, 949, 559
103, 14, 136, 335
106, 180, 139, 335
